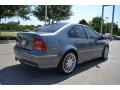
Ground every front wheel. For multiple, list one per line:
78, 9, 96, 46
57, 52, 77, 74
102, 46, 109, 60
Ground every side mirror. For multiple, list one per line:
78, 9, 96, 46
98, 36, 105, 40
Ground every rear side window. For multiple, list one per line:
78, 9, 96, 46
68, 25, 87, 39
85, 26, 99, 39
34, 23, 67, 33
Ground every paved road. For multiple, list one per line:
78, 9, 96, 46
0, 41, 120, 85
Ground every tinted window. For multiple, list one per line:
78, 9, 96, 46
85, 26, 99, 39
68, 25, 87, 39
34, 23, 67, 33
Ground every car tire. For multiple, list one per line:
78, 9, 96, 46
57, 52, 77, 74
102, 46, 109, 60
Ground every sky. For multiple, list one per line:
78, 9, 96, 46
1, 5, 120, 27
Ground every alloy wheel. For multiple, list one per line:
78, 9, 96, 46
62, 53, 76, 73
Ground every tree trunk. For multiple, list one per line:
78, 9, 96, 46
48, 20, 50, 24
51, 19, 54, 24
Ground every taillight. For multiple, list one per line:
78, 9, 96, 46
33, 38, 47, 52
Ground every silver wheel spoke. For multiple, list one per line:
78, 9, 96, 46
63, 53, 76, 73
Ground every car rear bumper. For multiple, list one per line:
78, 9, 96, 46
14, 46, 59, 69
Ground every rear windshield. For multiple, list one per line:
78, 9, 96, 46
34, 23, 67, 33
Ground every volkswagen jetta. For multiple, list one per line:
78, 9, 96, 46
14, 23, 109, 74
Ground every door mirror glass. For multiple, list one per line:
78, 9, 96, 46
98, 35, 106, 40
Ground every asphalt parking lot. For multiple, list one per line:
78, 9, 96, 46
0, 40, 120, 85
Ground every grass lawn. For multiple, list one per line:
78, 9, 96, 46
0, 32, 18, 37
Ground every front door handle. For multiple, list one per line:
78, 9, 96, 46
74, 40, 79, 44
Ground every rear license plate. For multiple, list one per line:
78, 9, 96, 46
21, 40, 26, 46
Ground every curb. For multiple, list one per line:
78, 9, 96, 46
0, 40, 16, 44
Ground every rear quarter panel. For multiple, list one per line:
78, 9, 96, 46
39, 25, 78, 66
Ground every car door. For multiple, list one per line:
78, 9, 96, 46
67, 25, 91, 63
84, 26, 104, 59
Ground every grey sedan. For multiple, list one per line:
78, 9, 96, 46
14, 23, 109, 74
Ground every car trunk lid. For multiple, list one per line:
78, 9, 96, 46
16, 32, 39, 50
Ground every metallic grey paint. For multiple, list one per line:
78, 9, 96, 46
14, 23, 109, 69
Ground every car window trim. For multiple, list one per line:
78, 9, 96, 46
84, 26, 99, 39
68, 25, 88, 39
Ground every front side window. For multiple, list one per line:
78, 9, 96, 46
85, 26, 99, 39
68, 25, 87, 39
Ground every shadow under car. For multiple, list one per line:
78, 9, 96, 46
0, 58, 107, 85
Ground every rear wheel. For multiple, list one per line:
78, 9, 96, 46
102, 46, 109, 60
57, 52, 77, 74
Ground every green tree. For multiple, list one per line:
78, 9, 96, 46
117, 29, 120, 35
89, 16, 102, 33
103, 23, 119, 35
0, 5, 31, 21
89, 16, 120, 35
112, 23, 119, 35
79, 19, 88, 25
33, 5, 73, 24
0, 22, 37, 31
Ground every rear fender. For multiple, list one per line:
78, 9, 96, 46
57, 45, 78, 64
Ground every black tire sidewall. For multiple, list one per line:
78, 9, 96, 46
102, 46, 109, 59
57, 51, 77, 74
